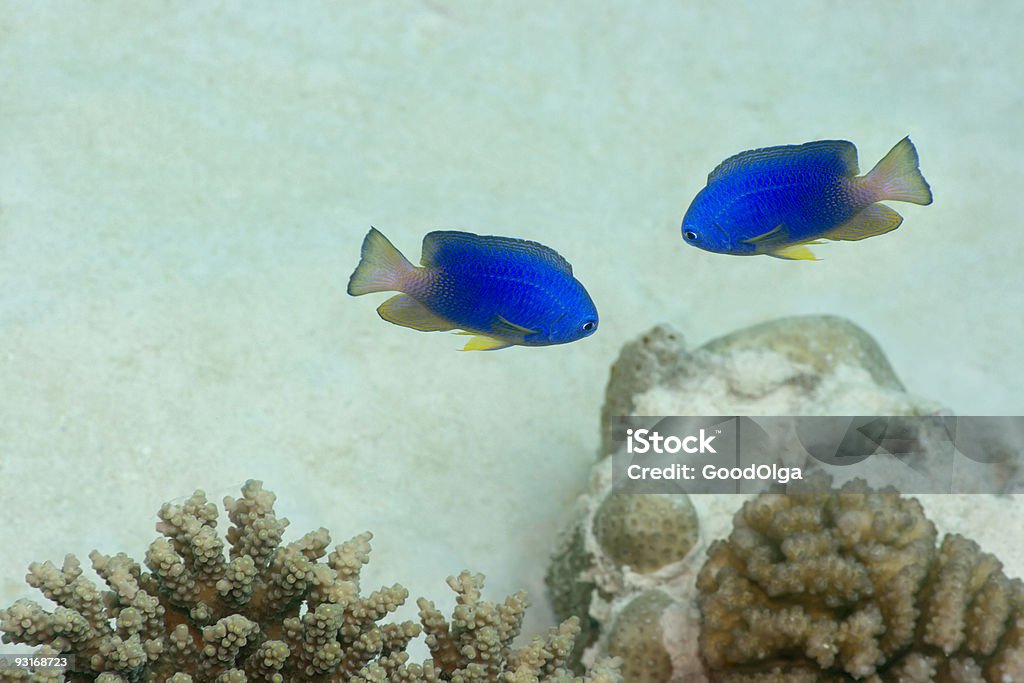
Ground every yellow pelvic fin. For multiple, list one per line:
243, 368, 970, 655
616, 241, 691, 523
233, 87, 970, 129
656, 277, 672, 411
377, 295, 455, 331
824, 204, 904, 242
744, 224, 786, 245
460, 334, 513, 351
768, 244, 820, 261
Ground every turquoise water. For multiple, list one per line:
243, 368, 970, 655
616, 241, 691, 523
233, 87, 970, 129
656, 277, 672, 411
1, 1, 1021, 648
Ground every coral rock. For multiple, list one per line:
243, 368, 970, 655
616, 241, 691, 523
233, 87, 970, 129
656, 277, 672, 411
599, 317, 942, 459
549, 317, 984, 682
699, 315, 905, 392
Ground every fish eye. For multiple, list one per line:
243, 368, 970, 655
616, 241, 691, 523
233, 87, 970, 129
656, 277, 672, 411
684, 230, 698, 241
582, 320, 596, 333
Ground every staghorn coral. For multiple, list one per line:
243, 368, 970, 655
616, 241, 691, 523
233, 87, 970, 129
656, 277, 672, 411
697, 480, 1024, 682
0, 480, 619, 683
354, 571, 620, 683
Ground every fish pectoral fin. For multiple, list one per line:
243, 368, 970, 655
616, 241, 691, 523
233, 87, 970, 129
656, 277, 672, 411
377, 295, 456, 331
460, 334, 514, 352
768, 244, 820, 261
823, 204, 904, 242
457, 317, 535, 351
744, 224, 787, 245
493, 316, 537, 338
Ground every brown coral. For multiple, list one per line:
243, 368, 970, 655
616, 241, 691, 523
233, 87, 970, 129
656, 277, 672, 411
697, 480, 1024, 682
592, 494, 699, 576
545, 488, 702, 671
0, 480, 619, 683
604, 591, 673, 683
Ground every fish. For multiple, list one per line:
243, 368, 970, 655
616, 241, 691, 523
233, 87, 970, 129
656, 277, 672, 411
347, 228, 599, 351
680, 136, 933, 260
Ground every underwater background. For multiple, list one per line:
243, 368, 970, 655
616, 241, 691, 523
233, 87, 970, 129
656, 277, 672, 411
1, 0, 1023, 662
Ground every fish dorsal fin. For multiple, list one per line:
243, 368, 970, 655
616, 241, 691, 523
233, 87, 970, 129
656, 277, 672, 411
421, 231, 573, 275
823, 204, 904, 241
707, 140, 859, 185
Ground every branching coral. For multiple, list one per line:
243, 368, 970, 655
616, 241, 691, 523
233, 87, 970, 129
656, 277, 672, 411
697, 480, 1024, 682
357, 571, 620, 683
0, 480, 619, 683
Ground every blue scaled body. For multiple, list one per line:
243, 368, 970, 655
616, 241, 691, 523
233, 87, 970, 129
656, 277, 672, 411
681, 138, 932, 260
347, 228, 598, 351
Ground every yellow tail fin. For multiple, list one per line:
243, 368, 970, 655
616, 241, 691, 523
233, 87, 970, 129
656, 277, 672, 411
864, 136, 933, 205
347, 228, 414, 296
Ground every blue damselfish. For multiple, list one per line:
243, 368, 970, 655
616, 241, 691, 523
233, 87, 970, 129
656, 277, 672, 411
681, 137, 933, 260
347, 228, 598, 351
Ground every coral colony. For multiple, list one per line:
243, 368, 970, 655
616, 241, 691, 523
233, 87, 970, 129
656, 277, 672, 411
0, 481, 619, 682
698, 481, 1024, 682
543, 318, 1024, 682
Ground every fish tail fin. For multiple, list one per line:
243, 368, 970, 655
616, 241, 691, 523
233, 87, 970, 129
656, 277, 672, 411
347, 227, 415, 296
863, 136, 933, 205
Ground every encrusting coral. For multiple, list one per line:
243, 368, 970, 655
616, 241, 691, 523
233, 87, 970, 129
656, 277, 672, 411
0, 480, 620, 683
697, 479, 1024, 682
603, 591, 673, 683
592, 496, 699, 577
545, 490, 701, 677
